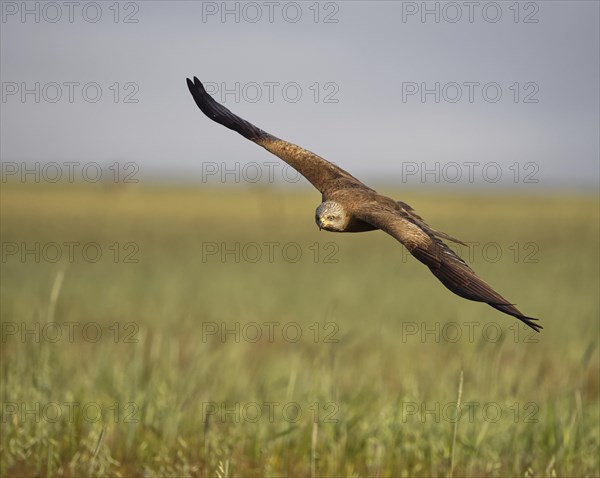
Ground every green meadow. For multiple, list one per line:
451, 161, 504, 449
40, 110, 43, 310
1, 183, 598, 477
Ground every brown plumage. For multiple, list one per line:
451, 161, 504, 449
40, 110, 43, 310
187, 77, 541, 333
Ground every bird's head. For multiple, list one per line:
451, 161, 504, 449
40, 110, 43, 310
315, 201, 347, 232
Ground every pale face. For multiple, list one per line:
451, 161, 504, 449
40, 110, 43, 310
315, 201, 346, 231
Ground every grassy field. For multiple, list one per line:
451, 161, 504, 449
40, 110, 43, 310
1, 183, 598, 477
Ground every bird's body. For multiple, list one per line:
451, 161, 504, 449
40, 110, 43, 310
187, 77, 542, 333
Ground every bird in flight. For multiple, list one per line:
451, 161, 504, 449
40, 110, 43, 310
186, 77, 541, 332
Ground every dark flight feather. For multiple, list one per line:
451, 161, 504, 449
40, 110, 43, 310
354, 205, 541, 332
186, 77, 364, 195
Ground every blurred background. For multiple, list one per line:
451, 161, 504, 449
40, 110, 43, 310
1, 0, 598, 186
1, 1, 598, 477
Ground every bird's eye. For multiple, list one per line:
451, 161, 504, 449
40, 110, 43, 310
327, 215, 335, 221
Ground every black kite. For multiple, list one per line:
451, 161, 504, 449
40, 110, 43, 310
187, 77, 541, 332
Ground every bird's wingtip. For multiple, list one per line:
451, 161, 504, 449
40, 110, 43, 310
187, 77, 207, 95
489, 302, 542, 332
516, 315, 543, 333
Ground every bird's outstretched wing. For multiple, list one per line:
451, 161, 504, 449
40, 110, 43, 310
186, 77, 366, 196
354, 203, 542, 332
396, 200, 468, 246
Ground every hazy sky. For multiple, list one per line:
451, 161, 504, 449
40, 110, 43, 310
1, 1, 598, 189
